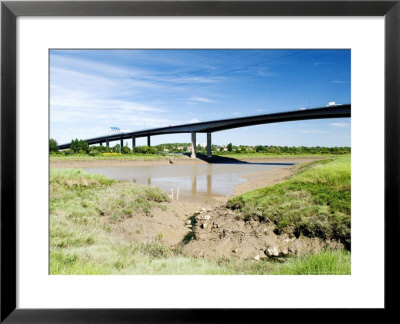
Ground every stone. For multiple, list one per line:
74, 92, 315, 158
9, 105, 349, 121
200, 223, 208, 229
253, 254, 260, 261
201, 208, 207, 213
204, 214, 211, 220
281, 249, 288, 255
186, 220, 191, 225
233, 248, 239, 253
186, 224, 192, 228
266, 246, 279, 257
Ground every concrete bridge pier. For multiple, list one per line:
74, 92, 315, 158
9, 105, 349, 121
106, 139, 109, 147
132, 136, 136, 148
147, 135, 151, 147
207, 132, 212, 158
120, 139, 123, 150
191, 132, 197, 158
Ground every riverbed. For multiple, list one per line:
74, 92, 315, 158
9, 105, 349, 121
83, 163, 294, 202
51, 156, 322, 202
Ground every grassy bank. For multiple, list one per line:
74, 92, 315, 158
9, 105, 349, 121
227, 155, 351, 249
50, 151, 340, 162
50, 153, 189, 162
50, 165, 350, 275
213, 152, 337, 159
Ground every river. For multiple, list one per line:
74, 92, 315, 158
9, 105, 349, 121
84, 162, 294, 202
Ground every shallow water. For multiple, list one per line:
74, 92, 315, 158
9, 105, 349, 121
84, 163, 293, 202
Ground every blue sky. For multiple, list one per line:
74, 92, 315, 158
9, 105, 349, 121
50, 49, 351, 147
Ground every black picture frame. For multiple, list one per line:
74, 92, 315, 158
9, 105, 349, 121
1, 0, 398, 322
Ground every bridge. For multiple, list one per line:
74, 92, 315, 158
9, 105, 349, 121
58, 104, 351, 158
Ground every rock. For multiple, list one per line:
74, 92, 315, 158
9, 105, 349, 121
233, 248, 239, 253
266, 246, 279, 257
253, 254, 260, 261
186, 224, 192, 228
281, 249, 288, 255
200, 223, 208, 229
204, 214, 211, 220
215, 224, 219, 228
186, 220, 191, 225
201, 208, 207, 213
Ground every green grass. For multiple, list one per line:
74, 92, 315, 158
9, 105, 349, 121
213, 152, 339, 159
50, 152, 337, 162
50, 161, 351, 275
50, 153, 189, 162
270, 249, 351, 275
227, 155, 351, 248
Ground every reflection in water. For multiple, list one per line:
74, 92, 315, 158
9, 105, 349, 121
191, 175, 197, 194
84, 163, 293, 202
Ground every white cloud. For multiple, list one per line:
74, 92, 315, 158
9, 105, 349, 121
187, 118, 200, 123
187, 96, 217, 103
330, 123, 349, 127
299, 130, 323, 134
332, 80, 348, 84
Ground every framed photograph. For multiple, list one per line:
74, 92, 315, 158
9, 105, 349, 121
1, 0, 398, 322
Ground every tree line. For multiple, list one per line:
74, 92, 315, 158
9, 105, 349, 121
50, 138, 350, 155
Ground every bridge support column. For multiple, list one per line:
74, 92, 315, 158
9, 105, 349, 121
147, 135, 151, 147
120, 139, 123, 152
132, 136, 136, 148
191, 132, 196, 158
106, 139, 109, 147
207, 132, 212, 158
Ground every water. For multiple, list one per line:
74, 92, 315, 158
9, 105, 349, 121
84, 162, 293, 202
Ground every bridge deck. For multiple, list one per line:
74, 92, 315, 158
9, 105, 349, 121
58, 105, 351, 149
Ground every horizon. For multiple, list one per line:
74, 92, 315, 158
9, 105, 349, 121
50, 49, 351, 147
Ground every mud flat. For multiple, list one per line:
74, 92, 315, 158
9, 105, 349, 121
51, 156, 339, 261
50, 156, 323, 169
122, 156, 338, 260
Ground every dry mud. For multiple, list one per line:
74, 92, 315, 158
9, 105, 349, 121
180, 206, 343, 260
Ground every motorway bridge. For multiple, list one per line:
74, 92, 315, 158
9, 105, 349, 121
58, 104, 351, 158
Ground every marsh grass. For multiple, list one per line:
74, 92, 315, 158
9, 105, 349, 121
50, 154, 188, 162
50, 162, 351, 275
227, 155, 351, 248
270, 249, 351, 275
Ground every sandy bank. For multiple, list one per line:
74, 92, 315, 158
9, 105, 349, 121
50, 156, 322, 169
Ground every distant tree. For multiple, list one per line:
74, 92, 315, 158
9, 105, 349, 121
79, 140, 89, 153
70, 139, 80, 153
121, 146, 131, 154
227, 143, 233, 152
113, 144, 121, 153
255, 145, 265, 152
49, 138, 58, 152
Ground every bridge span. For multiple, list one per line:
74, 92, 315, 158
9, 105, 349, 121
58, 104, 351, 158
